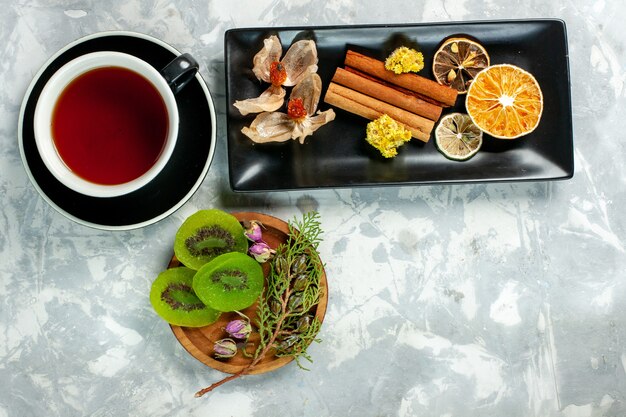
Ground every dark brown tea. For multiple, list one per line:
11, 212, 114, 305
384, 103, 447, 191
51, 67, 169, 185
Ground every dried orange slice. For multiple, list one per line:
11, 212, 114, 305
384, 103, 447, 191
435, 113, 482, 161
465, 64, 543, 139
433, 37, 490, 94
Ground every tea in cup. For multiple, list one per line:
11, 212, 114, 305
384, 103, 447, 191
34, 51, 198, 198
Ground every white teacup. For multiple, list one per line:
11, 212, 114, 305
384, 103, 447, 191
34, 51, 198, 198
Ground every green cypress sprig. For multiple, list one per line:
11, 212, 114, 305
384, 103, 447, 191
195, 212, 324, 397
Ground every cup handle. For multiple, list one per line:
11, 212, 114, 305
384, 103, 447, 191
161, 53, 199, 94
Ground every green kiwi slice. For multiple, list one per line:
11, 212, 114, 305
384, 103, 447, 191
150, 267, 221, 327
174, 209, 248, 270
193, 252, 264, 312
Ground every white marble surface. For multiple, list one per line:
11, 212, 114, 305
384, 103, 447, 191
1, 1, 625, 416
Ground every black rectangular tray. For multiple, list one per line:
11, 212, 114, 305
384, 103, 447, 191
224, 19, 573, 192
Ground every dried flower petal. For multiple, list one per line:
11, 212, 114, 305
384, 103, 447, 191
233, 85, 285, 116
252, 35, 283, 83
291, 109, 335, 145
290, 71, 321, 116
280, 39, 319, 87
241, 111, 294, 143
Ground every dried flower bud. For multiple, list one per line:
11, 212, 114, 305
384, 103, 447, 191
296, 315, 311, 332
292, 254, 308, 274
270, 300, 282, 315
292, 274, 308, 291
225, 319, 252, 340
243, 220, 264, 243
213, 338, 237, 358
277, 335, 299, 351
275, 255, 288, 275
249, 241, 275, 263
288, 293, 304, 312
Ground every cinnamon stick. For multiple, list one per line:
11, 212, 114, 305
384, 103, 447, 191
332, 67, 442, 121
345, 50, 458, 107
345, 67, 443, 107
324, 82, 433, 142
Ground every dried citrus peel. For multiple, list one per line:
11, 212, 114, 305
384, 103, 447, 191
434, 113, 482, 161
432, 37, 490, 94
465, 64, 543, 139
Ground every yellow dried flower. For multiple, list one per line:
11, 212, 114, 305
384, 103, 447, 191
365, 114, 412, 158
385, 46, 424, 74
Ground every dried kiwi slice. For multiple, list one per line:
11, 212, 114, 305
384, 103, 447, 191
150, 267, 221, 327
193, 252, 264, 312
174, 209, 249, 270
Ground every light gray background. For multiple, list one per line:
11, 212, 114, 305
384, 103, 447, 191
1, 1, 625, 416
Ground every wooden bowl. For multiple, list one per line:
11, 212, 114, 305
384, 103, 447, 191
169, 212, 328, 375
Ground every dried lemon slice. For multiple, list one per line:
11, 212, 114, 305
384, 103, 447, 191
435, 113, 483, 161
432, 37, 490, 94
466, 64, 543, 139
